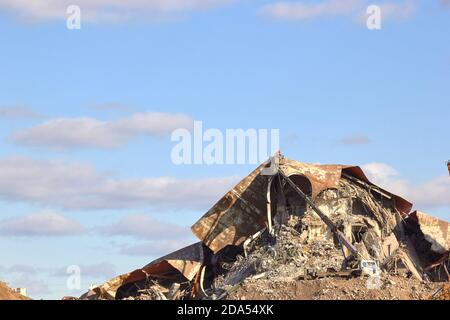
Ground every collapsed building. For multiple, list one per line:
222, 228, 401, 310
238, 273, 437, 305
81, 155, 450, 300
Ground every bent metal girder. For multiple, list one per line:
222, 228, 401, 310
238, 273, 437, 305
277, 170, 359, 257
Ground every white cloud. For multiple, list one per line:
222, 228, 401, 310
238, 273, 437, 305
340, 134, 372, 145
11, 112, 193, 150
0, 0, 233, 23
378, 1, 416, 21
354, 0, 416, 24
0, 156, 238, 210
0, 211, 84, 237
0, 264, 38, 275
362, 162, 450, 211
260, 0, 416, 24
97, 215, 190, 240
0, 105, 43, 119
260, 0, 362, 21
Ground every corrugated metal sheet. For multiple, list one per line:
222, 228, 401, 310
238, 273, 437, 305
191, 161, 269, 253
93, 242, 205, 299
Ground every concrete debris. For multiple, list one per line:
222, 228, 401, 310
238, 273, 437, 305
80, 154, 449, 300
432, 283, 450, 300
408, 211, 449, 254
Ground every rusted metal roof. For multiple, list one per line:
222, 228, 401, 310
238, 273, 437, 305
143, 241, 206, 281
191, 156, 414, 253
92, 242, 205, 299
279, 159, 343, 199
191, 161, 269, 254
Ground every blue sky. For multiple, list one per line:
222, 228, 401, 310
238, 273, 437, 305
0, 0, 449, 299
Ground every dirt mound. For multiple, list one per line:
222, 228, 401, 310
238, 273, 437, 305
0, 281, 29, 300
229, 275, 442, 300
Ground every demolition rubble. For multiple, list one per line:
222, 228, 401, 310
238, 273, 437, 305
80, 155, 450, 300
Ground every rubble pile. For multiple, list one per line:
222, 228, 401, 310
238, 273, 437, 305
122, 281, 187, 300
209, 216, 345, 299
80, 155, 449, 300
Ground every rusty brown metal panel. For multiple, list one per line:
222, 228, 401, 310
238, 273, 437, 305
280, 159, 343, 198
92, 242, 205, 299
191, 162, 269, 253
144, 242, 205, 281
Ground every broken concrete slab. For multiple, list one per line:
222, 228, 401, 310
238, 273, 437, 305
409, 211, 449, 254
